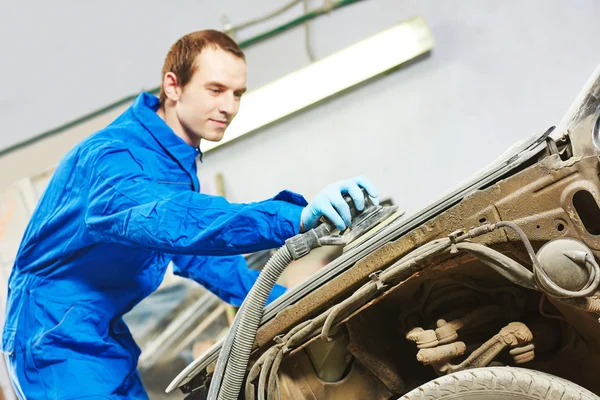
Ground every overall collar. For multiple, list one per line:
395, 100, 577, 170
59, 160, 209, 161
132, 92, 204, 169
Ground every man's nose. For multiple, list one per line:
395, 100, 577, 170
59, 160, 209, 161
218, 92, 236, 116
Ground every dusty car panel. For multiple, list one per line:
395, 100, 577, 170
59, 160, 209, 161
169, 123, 549, 394
170, 65, 600, 399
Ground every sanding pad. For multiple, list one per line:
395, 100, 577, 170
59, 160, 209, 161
343, 208, 405, 252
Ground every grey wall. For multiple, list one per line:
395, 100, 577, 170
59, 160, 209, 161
2, 0, 600, 217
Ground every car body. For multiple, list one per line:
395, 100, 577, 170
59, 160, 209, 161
169, 64, 600, 399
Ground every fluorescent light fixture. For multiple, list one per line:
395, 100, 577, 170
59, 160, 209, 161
201, 16, 434, 153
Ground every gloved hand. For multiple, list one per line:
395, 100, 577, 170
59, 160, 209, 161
301, 176, 379, 232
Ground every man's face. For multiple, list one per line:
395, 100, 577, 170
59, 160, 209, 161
175, 47, 247, 144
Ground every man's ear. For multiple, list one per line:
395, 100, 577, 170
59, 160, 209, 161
162, 72, 182, 102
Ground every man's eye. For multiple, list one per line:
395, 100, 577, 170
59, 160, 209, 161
210, 88, 221, 93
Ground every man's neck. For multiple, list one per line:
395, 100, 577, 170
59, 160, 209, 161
156, 106, 200, 148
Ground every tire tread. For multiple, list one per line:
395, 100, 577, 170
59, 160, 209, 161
401, 367, 598, 400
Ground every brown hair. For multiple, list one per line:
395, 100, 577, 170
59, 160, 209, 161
159, 30, 245, 107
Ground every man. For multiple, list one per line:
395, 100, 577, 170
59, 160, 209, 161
1, 30, 379, 398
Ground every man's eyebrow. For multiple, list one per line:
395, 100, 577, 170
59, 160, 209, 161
205, 81, 227, 88
205, 82, 246, 93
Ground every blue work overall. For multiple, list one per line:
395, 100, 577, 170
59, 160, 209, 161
2, 93, 305, 399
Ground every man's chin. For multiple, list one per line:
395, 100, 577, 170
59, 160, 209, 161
201, 131, 226, 143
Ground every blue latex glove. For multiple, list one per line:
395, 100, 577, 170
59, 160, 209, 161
301, 176, 379, 231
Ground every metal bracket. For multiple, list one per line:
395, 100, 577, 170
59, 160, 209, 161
448, 229, 465, 254
448, 229, 465, 243
369, 270, 387, 291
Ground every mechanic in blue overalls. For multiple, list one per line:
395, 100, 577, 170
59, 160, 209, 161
1, 30, 379, 399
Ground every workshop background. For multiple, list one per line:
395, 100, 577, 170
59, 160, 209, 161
1, 0, 600, 398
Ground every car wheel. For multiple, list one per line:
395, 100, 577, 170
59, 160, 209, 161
400, 367, 598, 400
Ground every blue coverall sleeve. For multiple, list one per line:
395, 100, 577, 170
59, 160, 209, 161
171, 255, 286, 307
83, 141, 307, 255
